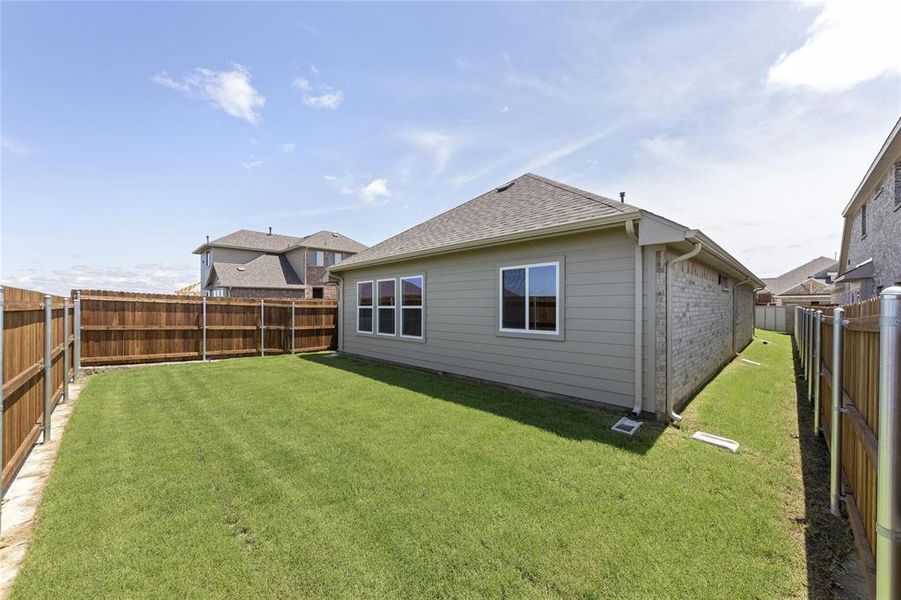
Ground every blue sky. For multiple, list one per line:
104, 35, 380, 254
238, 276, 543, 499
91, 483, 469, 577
2, 1, 900, 295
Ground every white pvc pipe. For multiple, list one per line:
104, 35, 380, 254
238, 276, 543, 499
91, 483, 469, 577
624, 220, 643, 416
665, 241, 703, 423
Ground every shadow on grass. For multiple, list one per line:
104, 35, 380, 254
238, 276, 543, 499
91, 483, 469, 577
790, 337, 856, 599
299, 353, 664, 455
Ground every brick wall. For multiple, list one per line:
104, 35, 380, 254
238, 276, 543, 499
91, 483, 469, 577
734, 284, 755, 351
841, 161, 901, 301
669, 257, 736, 408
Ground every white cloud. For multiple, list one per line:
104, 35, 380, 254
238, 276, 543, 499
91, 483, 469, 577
401, 129, 459, 175
768, 0, 901, 92
153, 64, 265, 124
1, 137, 36, 155
292, 76, 345, 110
310, 64, 320, 74
520, 128, 615, 174
2, 262, 197, 296
242, 157, 267, 170
501, 105, 510, 114
360, 178, 391, 203
280, 142, 296, 154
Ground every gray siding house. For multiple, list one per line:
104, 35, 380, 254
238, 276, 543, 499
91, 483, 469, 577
834, 117, 901, 303
193, 229, 367, 299
329, 174, 762, 421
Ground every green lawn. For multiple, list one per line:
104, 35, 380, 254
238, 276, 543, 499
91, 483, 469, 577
13, 331, 822, 598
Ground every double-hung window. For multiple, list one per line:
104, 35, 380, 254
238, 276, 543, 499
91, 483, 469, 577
400, 276, 424, 338
377, 279, 396, 335
499, 262, 559, 334
310, 250, 325, 266
357, 281, 373, 333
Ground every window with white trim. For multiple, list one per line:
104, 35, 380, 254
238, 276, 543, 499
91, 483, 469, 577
499, 262, 559, 333
357, 281, 373, 333
310, 250, 325, 266
377, 279, 396, 335
400, 276, 424, 338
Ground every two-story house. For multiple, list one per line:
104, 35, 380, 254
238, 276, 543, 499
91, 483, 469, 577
833, 117, 901, 304
193, 228, 367, 299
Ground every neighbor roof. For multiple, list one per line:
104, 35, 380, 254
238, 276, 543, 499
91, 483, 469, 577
332, 173, 639, 271
210, 255, 304, 289
762, 257, 837, 295
777, 277, 835, 297
288, 230, 369, 254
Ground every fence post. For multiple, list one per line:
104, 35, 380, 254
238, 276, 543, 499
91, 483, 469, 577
801, 308, 808, 380
62, 298, 69, 402
74, 291, 81, 373
0, 287, 5, 532
260, 299, 265, 357
830, 307, 844, 517
813, 310, 822, 433
794, 305, 800, 357
291, 302, 296, 354
43, 295, 52, 444
202, 297, 207, 361
808, 309, 815, 399
876, 286, 901, 598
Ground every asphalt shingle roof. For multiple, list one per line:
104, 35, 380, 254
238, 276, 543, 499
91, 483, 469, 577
212, 255, 304, 289
762, 257, 837, 295
334, 173, 639, 270
205, 230, 304, 253
290, 230, 369, 253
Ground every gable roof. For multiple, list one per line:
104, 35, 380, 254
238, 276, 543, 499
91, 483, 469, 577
210, 255, 304, 289
196, 229, 304, 254
332, 173, 639, 271
778, 277, 834, 297
288, 230, 368, 253
762, 257, 837, 295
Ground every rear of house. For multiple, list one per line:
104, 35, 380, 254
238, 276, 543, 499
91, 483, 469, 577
330, 174, 762, 420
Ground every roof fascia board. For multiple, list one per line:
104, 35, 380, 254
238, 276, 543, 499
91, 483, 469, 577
842, 117, 901, 217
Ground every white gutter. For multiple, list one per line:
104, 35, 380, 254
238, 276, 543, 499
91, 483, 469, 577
624, 219, 643, 416
666, 238, 703, 423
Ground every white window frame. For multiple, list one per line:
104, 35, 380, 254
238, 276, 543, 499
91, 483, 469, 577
399, 274, 425, 340
310, 250, 325, 266
356, 280, 374, 334
376, 278, 397, 336
498, 261, 560, 335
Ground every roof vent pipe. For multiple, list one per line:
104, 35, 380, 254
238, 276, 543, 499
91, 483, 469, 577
620, 192, 625, 203
268, 227, 272, 235
206, 235, 209, 243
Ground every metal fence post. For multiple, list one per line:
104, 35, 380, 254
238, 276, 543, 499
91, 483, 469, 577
260, 299, 265, 357
291, 301, 296, 354
813, 310, 822, 432
43, 295, 52, 444
830, 306, 844, 517
794, 305, 800, 357
62, 298, 69, 402
74, 291, 81, 373
808, 309, 815, 399
202, 297, 207, 361
876, 286, 901, 598
801, 308, 808, 380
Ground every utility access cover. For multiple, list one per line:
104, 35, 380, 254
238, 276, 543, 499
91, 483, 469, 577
611, 417, 642, 437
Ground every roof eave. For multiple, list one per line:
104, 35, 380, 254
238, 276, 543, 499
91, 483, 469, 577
841, 116, 901, 217
330, 212, 638, 273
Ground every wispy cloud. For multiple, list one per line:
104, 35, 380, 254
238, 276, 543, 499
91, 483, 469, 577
520, 128, 615, 174
152, 64, 265, 124
1, 137, 36, 155
241, 157, 267, 170
292, 77, 345, 110
324, 174, 391, 204
2, 261, 197, 296
768, 0, 901, 92
280, 142, 296, 154
401, 129, 460, 175
360, 178, 391, 203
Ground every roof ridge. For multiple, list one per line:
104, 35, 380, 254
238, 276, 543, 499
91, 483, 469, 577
524, 173, 633, 214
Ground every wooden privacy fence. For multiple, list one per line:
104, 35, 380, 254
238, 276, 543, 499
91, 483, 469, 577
76, 290, 338, 366
796, 293, 901, 598
0, 286, 75, 494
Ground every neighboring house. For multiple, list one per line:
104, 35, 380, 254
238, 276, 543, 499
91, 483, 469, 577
833, 117, 901, 304
174, 282, 201, 296
193, 228, 367, 299
329, 173, 763, 421
758, 257, 837, 306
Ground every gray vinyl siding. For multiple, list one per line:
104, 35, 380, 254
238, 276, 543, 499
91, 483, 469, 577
340, 229, 637, 409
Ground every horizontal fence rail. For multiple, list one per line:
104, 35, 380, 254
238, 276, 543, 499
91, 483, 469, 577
75, 290, 338, 366
799, 290, 901, 598
0, 286, 74, 503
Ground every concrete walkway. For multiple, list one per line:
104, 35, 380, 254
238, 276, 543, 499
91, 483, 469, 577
0, 378, 86, 598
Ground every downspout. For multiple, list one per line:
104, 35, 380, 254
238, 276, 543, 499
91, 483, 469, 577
665, 238, 703, 423
624, 219, 643, 416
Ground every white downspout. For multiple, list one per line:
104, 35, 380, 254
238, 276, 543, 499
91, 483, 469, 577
666, 239, 702, 423
625, 220, 643, 416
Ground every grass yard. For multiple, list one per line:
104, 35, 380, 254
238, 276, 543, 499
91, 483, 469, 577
12, 331, 838, 598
